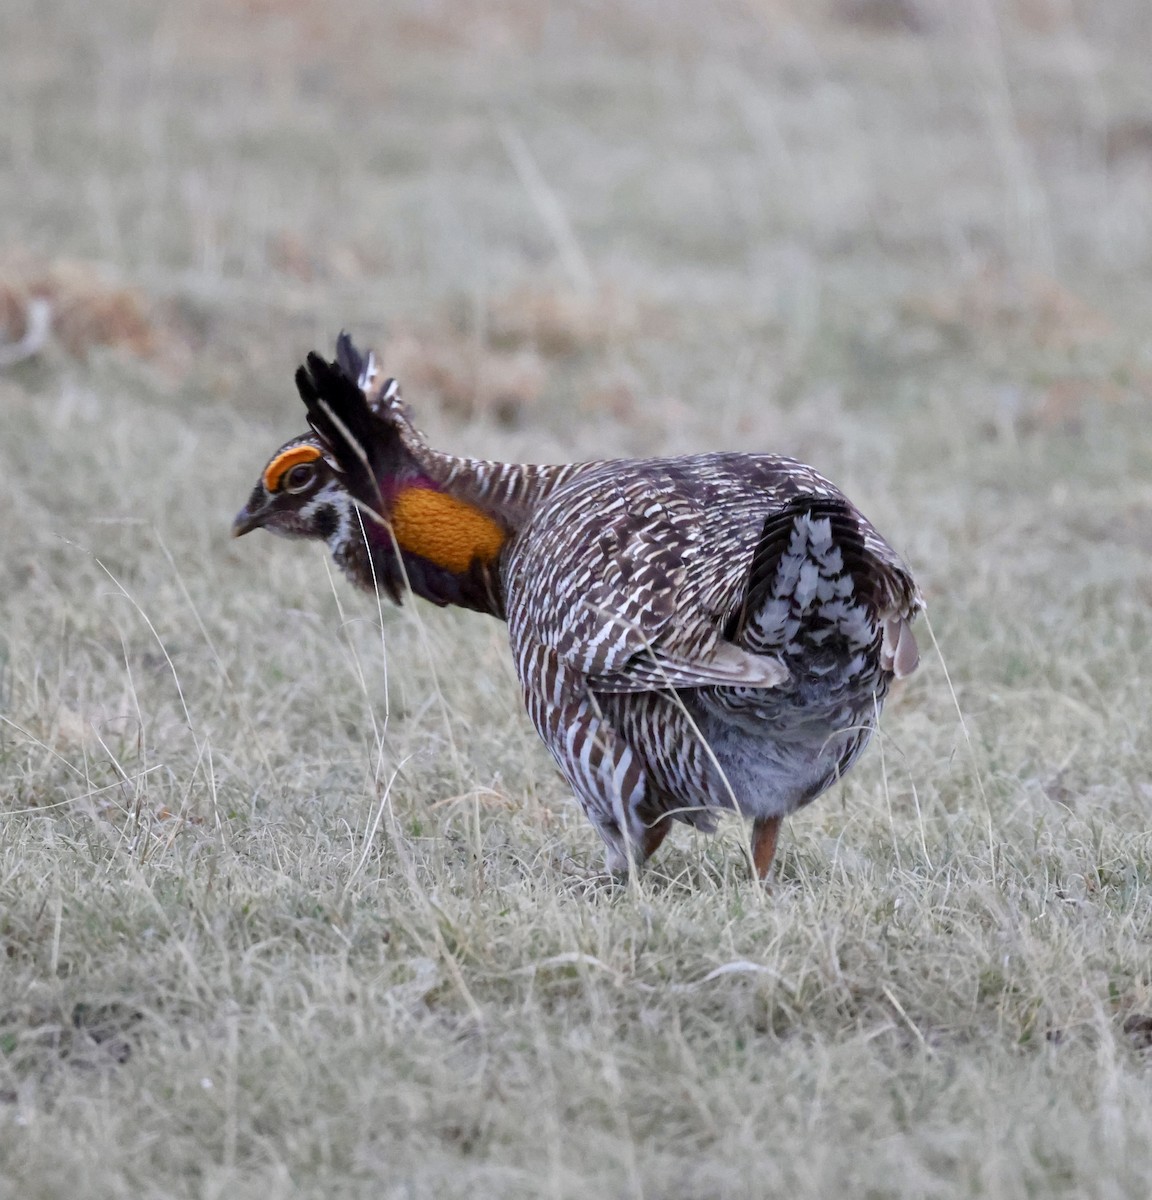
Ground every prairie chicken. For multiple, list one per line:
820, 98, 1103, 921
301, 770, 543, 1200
234, 335, 921, 879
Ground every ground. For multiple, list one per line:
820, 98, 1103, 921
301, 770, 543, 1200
2, 0, 1152, 1196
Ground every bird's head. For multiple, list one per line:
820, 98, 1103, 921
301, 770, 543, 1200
231, 435, 348, 544
232, 333, 406, 596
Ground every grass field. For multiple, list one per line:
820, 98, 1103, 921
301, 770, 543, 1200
3, 0, 1152, 1195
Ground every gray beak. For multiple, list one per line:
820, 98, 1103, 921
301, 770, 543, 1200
231, 503, 266, 538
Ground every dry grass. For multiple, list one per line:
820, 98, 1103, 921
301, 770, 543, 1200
2, 0, 1152, 1196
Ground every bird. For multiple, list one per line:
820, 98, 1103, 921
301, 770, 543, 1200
233, 334, 921, 880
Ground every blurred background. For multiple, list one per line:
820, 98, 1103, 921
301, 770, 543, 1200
4, 0, 1150, 463
4, 3, 1152, 1193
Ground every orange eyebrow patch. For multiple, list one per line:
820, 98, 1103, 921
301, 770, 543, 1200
264, 444, 323, 492
391, 487, 506, 574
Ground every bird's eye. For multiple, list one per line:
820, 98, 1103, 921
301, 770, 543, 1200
284, 463, 316, 493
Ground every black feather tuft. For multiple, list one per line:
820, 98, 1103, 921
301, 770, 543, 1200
295, 349, 385, 511
334, 331, 365, 385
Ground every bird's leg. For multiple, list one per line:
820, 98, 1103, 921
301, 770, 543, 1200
604, 816, 670, 877
640, 816, 671, 862
751, 815, 782, 881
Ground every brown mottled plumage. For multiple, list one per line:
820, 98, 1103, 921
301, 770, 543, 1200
234, 335, 921, 878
